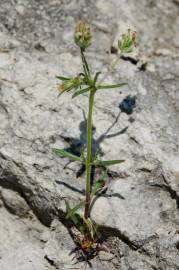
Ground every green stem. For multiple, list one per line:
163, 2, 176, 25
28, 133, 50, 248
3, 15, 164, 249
80, 49, 91, 79
98, 53, 122, 85
84, 88, 95, 219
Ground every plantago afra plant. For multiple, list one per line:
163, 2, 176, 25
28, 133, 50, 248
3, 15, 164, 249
54, 21, 136, 251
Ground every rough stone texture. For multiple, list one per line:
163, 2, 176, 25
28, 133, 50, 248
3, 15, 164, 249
1, 188, 30, 217
0, 0, 179, 269
0, 205, 52, 270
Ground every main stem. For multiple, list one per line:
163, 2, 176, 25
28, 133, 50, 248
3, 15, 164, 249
84, 89, 95, 219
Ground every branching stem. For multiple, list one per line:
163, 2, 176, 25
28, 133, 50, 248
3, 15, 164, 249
84, 88, 95, 219
80, 48, 91, 79
98, 53, 122, 85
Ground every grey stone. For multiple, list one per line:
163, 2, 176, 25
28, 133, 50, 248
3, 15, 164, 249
43, 219, 77, 269
1, 188, 30, 217
98, 251, 115, 261
0, 0, 179, 269
0, 207, 53, 270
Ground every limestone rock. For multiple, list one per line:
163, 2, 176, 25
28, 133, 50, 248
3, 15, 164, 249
1, 188, 30, 217
0, 0, 179, 269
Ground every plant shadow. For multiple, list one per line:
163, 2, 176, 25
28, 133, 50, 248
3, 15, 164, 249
55, 105, 129, 201
60, 108, 128, 179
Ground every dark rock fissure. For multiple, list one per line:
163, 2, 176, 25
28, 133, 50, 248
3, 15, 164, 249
44, 255, 58, 269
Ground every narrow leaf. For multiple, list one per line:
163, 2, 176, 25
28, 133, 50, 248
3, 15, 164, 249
56, 75, 70, 81
65, 201, 79, 226
65, 201, 85, 234
65, 200, 71, 214
72, 87, 91, 99
69, 213, 79, 227
53, 148, 82, 162
81, 49, 90, 76
98, 83, 127, 89
78, 73, 85, 77
94, 159, 125, 166
91, 179, 105, 197
94, 72, 101, 84
66, 200, 84, 219
91, 223, 99, 239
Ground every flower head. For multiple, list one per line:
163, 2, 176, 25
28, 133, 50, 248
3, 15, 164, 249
74, 21, 92, 51
118, 29, 137, 53
58, 76, 84, 96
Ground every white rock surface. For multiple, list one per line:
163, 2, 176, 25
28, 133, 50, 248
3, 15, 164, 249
0, 0, 179, 269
